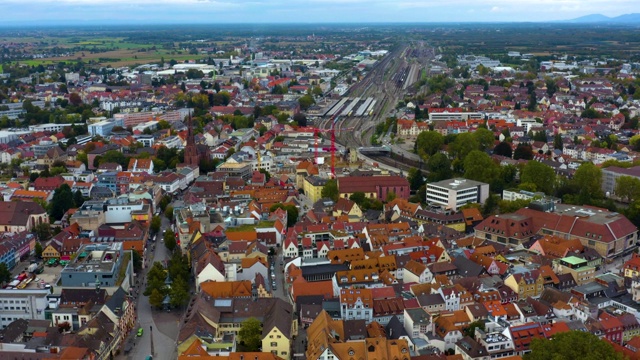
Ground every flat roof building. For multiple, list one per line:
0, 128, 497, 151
60, 242, 132, 289
426, 178, 490, 211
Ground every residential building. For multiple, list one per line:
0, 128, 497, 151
426, 178, 490, 211
504, 270, 545, 299
553, 256, 596, 286
304, 176, 328, 203
340, 288, 374, 322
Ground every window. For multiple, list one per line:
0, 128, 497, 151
270, 342, 277, 347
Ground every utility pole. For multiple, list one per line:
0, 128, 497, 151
150, 325, 154, 357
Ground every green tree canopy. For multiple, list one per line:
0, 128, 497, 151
524, 330, 624, 360
427, 153, 453, 182
73, 190, 85, 208
449, 132, 480, 160
35, 242, 43, 258
98, 150, 128, 168
573, 162, 603, 202
464, 150, 499, 185
493, 141, 513, 158
473, 127, 496, 152
34, 223, 51, 242
239, 317, 263, 351
615, 175, 640, 203
298, 94, 315, 110
169, 275, 190, 308
520, 161, 556, 195
513, 144, 533, 160
50, 184, 74, 220
407, 167, 426, 191
164, 230, 177, 252
149, 288, 164, 309
415, 131, 444, 160
321, 179, 339, 202
0, 263, 11, 285
150, 216, 162, 234
269, 203, 299, 227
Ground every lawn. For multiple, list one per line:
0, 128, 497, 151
116, 252, 131, 287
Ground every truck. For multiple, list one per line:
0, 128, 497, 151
28, 262, 44, 274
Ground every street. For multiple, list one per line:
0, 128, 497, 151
118, 215, 180, 360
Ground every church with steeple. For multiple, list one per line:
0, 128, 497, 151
184, 113, 200, 167
181, 113, 210, 169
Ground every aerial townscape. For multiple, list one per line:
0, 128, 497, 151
5, 4, 640, 360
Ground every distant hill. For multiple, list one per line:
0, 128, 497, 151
566, 13, 640, 23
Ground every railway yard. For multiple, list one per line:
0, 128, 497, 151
314, 41, 434, 172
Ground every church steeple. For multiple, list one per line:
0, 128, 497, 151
184, 112, 199, 167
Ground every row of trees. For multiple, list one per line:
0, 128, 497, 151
144, 250, 191, 309
406, 126, 630, 218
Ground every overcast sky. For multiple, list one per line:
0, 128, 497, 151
1, 0, 639, 25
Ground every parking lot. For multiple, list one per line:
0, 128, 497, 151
10, 257, 63, 291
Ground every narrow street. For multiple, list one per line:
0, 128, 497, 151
119, 215, 181, 360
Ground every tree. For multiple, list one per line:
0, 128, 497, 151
35, 241, 43, 258
269, 204, 299, 227
464, 150, 499, 185
239, 317, 263, 351
150, 216, 162, 234
0, 263, 11, 285
573, 162, 603, 202
415, 131, 444, 160
615, 175, 640, 202
164, 230, 177, 252
298, 94, 315, 110
427, 153, 452, 182
169, 275, 190, 308
524, 330, 624, 360
69, 93, 83, 106
473, 127, 496, 151
513, 144, 534, 160
73, 190, 85, 208
50, 184, 74, 220
258, 168, 271, 182
493, 141, 513, 158
554, 133, 563, 151
408, 167, 425, 191
321, 179, 339, 202
293, 113, 307, 127
165, 206, 174, 221
449, 132, 480, 160
520, 161, 556, 195
463, 320, 485, 337
149, 288, 164, 309
132, 251, 142, 273
386, 191, 397, 202
34, 223, 51, 242
349, 192, 366, 206
159, 195, 172, 212
527, 92, 537, 111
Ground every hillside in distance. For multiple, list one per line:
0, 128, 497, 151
567, 13, 640, 23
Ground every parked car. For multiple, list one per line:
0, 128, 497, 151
137, 328, 143, 337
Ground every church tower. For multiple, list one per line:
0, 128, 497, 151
184, 113, 199, 167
